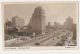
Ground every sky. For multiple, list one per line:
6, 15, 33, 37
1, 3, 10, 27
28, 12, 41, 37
4, 2, 78, 25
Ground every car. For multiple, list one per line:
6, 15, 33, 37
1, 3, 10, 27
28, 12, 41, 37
35, 43, 40, 46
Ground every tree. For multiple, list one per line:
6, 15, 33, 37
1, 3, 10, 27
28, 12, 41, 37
4, 21, 12, 34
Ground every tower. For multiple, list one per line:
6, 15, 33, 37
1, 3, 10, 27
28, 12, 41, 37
64, 16, 73, 31
30, 6, 45, 34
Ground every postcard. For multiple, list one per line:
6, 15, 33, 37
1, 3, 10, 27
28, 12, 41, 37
2, 1, 79, 50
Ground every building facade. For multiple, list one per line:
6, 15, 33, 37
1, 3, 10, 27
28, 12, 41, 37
12, 16, 24, 31
29, 6, 46, 34
64, 17, 73, 31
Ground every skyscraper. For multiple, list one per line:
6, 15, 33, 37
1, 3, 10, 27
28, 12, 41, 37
29, 6, 46, 34
12, 16, 24, 31
64, 16, 73, 31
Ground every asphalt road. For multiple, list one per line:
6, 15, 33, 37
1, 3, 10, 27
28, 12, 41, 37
5, 30, 73, 47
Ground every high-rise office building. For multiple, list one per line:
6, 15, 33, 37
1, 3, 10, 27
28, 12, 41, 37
64, 16, 73, 30
29, 6, 46, 34
12, 16, 24, 31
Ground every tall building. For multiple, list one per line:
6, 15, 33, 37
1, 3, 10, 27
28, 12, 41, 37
64, 16, 73, 31
29, 6, 46, 34
12, 16, 24, 31
46, 22, 52, 32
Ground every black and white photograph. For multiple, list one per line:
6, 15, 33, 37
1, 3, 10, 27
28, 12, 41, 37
3, 1, 78, 47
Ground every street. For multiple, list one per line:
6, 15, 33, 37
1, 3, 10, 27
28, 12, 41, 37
5, 30, 74, 47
